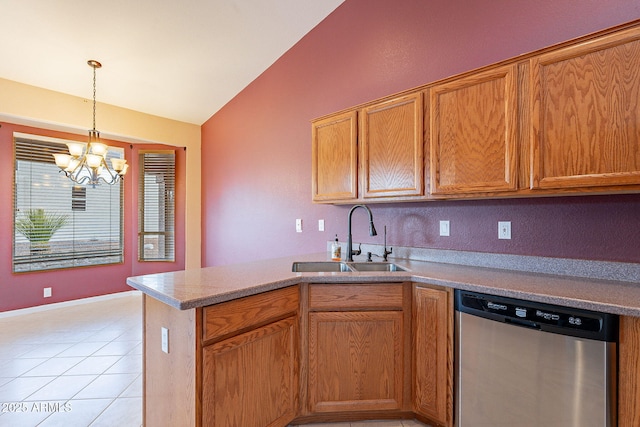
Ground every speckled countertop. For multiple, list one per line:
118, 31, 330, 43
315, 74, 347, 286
126, 251, 640, 316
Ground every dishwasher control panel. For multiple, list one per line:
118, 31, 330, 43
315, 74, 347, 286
456, 290, 618, 342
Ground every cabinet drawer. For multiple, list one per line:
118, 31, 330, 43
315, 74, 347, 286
203, 286, 299, 343
309, 283, 404, 311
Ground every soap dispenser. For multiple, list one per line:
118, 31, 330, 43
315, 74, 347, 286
331, 235, 341, 261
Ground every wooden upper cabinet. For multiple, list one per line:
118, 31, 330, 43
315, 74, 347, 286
360, 93, 424, 198
430, 64, 519, 195
312, 110, 358, 202
313, 22, 640, 202
530, 26, 640, 190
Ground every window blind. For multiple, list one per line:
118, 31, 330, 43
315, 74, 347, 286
138, 151, 175, 261
13, 133, 124, 272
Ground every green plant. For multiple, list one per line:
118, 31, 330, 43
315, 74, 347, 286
15, 208, 69, 245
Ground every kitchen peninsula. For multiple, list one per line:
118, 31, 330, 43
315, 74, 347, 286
126, 251, 640, 427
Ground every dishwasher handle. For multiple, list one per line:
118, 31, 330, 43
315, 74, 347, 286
504, 316, 540, 330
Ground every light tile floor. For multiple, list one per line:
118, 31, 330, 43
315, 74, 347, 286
0, 293, 142, 427
0, 293, 430, 427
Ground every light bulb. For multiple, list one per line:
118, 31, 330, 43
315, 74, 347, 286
90, 143, 108, 156
53, 154, 72, 168
66, 142, 85, 157
111, 158, 127, 172
86, 154, 102, 168
118, 163, 129, 176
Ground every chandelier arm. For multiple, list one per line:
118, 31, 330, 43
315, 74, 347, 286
70, 174, 91, 186
96, 176, 122, 186
103, 156, 120, 177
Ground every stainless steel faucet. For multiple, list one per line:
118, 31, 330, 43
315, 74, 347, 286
346, 204, 377, 262
382, 225, 392, 261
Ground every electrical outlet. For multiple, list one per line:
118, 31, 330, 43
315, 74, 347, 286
161, 327, 169, 353
439, 220, 450, 237
43, 287, 52, 298
296, 219, 302, 233
498, 221, 512, 240
318, 219, 325, 231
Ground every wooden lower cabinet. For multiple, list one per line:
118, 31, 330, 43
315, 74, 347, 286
619, 315, 640, 427
143, 286, 299, 427
143, 282, 456, 427
304, 282, 413, 420
308, 310, 404, 413
144, 279, 640, 427
412, 284, 454, 427
200, 286, 300, 427
202, 316, 298, 427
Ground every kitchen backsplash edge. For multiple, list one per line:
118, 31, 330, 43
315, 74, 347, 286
327, 242, 640, 284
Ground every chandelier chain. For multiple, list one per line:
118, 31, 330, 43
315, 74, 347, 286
92, 65, 97, 131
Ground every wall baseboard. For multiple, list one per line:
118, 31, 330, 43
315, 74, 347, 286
0, 290, 142, 319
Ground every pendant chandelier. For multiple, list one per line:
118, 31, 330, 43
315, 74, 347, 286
53, 60, 128, 186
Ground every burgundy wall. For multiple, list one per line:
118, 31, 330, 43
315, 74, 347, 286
201, 0, 640, 267
0, 123, 186, 311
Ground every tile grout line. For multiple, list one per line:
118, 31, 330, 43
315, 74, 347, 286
0, 295, 143, 426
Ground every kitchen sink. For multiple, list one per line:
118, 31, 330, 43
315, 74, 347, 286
292, 262, 353, 272
350, 262, 406, 272
292, 261, 407, 272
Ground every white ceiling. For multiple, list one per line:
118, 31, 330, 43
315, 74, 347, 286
1, 0, 344, 125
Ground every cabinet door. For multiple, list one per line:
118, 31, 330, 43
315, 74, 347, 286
619, 315, 640, 427
413, 285, 453, 427
530, 27, 640, 190
430, 65, 518, 195
308, 310, 404, 413
361, 93, 424, 198
312, 110, 358, 202
202, 316, 298, 427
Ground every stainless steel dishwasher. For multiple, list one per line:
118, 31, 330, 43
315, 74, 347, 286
455, 290, 617, 427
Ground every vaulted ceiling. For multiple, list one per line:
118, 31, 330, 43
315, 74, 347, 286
1, 0, 344, 124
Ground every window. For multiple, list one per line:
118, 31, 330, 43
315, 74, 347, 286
138, 151, 175, 261
13, 133, 124, 273
71, 186, 87, 211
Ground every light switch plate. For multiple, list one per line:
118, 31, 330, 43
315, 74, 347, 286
439, 220, 450, 237
498, 221, 511, 240
318, 219, 325, 231
296, 219, 302, 233
161, 327, 169, 353
43, 287, 52, 298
